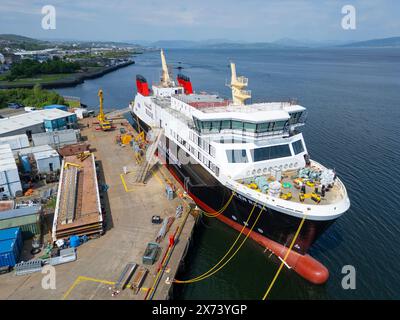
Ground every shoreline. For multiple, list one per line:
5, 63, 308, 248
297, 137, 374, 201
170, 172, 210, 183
0, 60, 135, 90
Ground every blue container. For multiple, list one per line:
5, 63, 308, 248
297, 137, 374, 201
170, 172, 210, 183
44, 104, 68, 112
0, 239, 20, 267
20, 155, 32, 173
69, 235, 80, 248
165, 185, 174, 200
0, 227, 23, 252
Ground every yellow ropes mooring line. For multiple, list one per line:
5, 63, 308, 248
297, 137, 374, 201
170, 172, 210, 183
174, 203, 264, 284
201, 192, 235, 218
261, 214, 307, 300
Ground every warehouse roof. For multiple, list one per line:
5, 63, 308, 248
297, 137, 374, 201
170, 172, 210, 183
18, 144, 54, 156
0, 134, 30, 150
0, 109, 74, 135
0, 144, 18, 172
0, 205, 41, 221
18, 144, 59, 160
35, 149, 59, 160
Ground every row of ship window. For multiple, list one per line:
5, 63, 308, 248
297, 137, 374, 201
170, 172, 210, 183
193, 112, 303, 134
172, 130, 220, 176
226, 139, 304, 163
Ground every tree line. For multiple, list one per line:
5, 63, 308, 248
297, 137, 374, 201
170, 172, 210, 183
0, 84, 65, 109
5, 57, 81, 81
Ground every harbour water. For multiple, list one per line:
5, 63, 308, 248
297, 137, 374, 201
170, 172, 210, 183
57, 48, 400, 299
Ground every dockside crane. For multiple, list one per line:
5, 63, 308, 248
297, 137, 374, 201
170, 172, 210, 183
97, 89, 112, 131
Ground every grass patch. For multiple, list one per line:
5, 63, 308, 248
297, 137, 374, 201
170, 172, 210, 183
45, 197, 57, 209
67, 99, 81, 108
0, 73, 75, 85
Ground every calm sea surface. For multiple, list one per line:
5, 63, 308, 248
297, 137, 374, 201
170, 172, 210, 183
57, 48, 400, 299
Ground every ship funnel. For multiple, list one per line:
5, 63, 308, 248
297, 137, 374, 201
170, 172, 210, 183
136, 74, 150, 96
230, 62, 251, 105
177, 74, 193, 94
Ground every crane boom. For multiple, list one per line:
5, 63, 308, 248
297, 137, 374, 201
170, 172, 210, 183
98, 89, 105, 122
97, 89, 111, 130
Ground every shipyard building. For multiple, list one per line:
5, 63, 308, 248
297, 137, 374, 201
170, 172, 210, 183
0, 144, 23, 198
18, 145, 61, 174
0, 109, 77, 138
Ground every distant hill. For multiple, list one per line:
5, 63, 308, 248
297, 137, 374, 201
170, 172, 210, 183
147, 38, 355, 49
0, 34, 145, 51
149, 40, 284, 49
150, 39, 242, 49
203, 42, 284, 49
0, 34, 50, 51
0, 34, 48, 44
342, 36, 400, 48
150, 40, 198, 49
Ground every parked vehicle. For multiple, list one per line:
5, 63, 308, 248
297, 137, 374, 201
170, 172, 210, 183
7, 102, 24, 109
0, 265, 12, 274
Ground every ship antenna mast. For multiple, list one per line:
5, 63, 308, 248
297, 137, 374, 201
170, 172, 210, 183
229, 62, 251, 105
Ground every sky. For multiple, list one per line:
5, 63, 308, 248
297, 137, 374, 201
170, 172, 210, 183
0, 0, 399, 42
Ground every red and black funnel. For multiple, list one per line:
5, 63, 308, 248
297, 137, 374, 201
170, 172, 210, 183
136, 74, 150, 96
177, 73, 193, 94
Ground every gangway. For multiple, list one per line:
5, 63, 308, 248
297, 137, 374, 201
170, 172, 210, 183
134, 128, 164, 184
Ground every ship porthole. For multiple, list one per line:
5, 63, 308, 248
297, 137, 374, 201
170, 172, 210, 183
268, 167, 272, 172
289, 163, 293, 168
232, 215, 237, 221
252, 169, 256, 175
284, 164, 288, 169
263, 168, 267, 173
257, 228, 264, 234
294, 162, 298, 167
257, 169, 261, 175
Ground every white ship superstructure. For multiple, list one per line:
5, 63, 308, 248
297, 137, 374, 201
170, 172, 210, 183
128, 50, 350, 284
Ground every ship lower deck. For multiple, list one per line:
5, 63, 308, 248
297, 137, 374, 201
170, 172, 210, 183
236, 170, 344, 206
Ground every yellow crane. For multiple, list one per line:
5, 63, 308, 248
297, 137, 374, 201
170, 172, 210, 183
97, 89, 112, 131
64, 162, 82, 169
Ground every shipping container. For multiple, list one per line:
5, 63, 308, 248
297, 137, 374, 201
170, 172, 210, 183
0, 144, 23, 198
32, 129, 78, 147
19, 222, 41, 240
20, 155, 32, 173
35, 151, 61, 173
0, 227, 23, 251
0, 238, 20, 267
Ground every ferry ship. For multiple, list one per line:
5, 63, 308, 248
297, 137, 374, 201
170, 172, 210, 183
129, 50, 350, 284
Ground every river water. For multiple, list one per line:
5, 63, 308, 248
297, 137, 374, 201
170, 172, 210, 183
57, 48, 400, 299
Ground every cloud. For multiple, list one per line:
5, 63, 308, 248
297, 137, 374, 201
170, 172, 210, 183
0, 0, 399, 41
